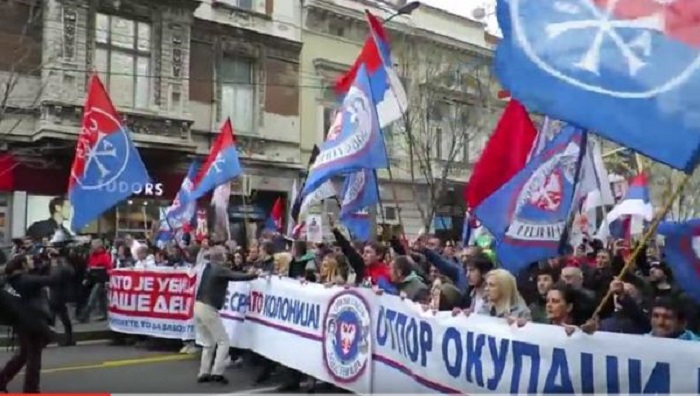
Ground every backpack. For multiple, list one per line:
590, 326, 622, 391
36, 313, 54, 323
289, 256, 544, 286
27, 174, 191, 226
1, 280, 54, 342
0, 282, 25, 327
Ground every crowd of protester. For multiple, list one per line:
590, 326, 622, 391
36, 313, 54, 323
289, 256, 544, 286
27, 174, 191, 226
2, 215, 699, 393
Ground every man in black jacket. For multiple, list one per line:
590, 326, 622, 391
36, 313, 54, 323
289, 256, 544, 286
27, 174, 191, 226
0, 254, 61, 393
47, 250, 75, 346
195, 246, 257, 385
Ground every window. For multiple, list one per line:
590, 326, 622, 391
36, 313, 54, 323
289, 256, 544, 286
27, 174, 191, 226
94, 14, 151, 109
322, 106, 339, 140
236, 0, 253, 9
220, 56, 255, 134
220, 0, 253, 10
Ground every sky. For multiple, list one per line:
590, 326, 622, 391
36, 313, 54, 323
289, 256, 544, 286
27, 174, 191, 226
420, 0, 479, 19
420, 0, 500, 34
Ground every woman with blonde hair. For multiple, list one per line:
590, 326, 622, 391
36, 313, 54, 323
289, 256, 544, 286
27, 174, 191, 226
273, 252, 292, 276
477, 269, 531, 320
319, 251, 349, 285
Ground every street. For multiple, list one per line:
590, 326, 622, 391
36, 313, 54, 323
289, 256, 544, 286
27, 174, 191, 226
0, 341, 292, 394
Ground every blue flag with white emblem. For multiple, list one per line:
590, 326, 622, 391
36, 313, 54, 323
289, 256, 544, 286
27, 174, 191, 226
658, 219, 700, 303
495, 0, 700, 172
475, 125, 588, 273
68, 74, 151, 232
301, 64, 387, 197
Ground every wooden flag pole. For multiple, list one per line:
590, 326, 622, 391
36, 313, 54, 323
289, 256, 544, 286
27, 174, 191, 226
589, 171, 692, 320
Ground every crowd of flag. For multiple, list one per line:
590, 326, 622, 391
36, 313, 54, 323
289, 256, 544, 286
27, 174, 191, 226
66, 1, 700, 302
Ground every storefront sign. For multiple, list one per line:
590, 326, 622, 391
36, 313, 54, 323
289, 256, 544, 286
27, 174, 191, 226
103, 181, 164, 196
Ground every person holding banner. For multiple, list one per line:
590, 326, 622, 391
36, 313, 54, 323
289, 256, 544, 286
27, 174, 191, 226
194, 246, 257, 385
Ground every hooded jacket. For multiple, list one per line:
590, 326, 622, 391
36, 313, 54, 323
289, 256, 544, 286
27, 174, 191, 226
397, 272, 429, 302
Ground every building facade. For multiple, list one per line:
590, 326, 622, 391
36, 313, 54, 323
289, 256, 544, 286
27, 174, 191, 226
300, 0, 499, 238
0, 0, 303, 241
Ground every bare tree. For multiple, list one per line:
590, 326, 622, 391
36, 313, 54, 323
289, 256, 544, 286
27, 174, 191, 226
601, 146, 700, 221
390, 42, 498, 230
646, 163, 700, 221
0, 0, 44, 133
0, 0, 59, 171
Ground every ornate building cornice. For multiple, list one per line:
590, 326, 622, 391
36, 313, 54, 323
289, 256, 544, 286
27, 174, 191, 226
304, 0, 491, 59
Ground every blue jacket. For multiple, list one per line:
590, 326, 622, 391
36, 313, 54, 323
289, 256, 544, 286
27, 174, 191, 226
423, 249, 468, 292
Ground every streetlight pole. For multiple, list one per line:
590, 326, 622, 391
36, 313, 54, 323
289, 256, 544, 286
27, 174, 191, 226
383, 1, 421, 23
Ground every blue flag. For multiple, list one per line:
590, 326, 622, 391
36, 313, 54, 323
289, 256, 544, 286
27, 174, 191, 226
475, 125, 588, 273
339, 169, 379, 219
189, 120, 242, 201
302, 64, 387, 197
342, 212, 372, 242
461, 213, 472, 247
162, 160, 199, 230
495, 0, 700, 172
68, 75, 150, 232
658, 219, 700, 303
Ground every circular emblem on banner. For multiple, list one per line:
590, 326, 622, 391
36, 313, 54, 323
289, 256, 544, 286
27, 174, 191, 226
322, 290, 371, 383
509, 0, 700, 98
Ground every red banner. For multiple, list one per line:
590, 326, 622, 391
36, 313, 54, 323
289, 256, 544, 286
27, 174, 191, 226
108, 269, 196, 320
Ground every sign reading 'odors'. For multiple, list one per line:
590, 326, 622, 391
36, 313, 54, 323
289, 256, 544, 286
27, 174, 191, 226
101, 181, 164, 196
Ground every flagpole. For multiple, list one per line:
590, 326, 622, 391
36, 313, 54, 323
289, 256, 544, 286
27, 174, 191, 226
373, 169, 387, 241
560, 131, 589, 253
589, 171, 693, 321
365, 10, 408, 238
635, 154, 645, 174
241, 190, 251, 246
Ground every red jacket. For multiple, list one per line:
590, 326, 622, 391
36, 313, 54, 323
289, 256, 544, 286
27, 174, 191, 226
88, 249, 113, 271
366, 261, 391, 285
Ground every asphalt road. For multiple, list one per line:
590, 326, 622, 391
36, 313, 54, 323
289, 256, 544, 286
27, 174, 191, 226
0, 341, 295, 394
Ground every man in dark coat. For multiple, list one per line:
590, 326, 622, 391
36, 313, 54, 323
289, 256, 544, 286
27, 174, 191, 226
47, 249, 75, 346
0, 254, 61, 393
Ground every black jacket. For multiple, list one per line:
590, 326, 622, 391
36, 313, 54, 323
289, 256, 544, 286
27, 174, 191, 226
48, 262, 75, 306
195, 264, 257, 310
287, 253, 315, 279
3, 271, 61, 338
26, 218, 70, 241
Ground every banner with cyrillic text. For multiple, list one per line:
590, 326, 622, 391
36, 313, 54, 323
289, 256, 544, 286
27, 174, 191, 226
108, 270, 700, 394
107, 268, 196, 339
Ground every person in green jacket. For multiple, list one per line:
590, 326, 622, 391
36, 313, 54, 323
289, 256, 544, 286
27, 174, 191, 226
286, 240, 316, 280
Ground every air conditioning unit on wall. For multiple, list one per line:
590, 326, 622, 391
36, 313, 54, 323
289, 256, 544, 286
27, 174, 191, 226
231, 175, 252, 196
381, 206, 400, 225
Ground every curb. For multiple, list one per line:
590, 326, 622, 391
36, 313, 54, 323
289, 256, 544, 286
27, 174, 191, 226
0, 329, 112, 348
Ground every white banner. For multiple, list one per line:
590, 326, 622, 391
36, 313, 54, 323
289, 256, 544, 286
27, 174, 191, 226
109, 270, 700, 394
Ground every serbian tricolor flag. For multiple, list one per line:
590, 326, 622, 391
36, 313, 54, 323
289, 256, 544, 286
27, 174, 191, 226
598, 173, 653, 240
335, 11, 407, 128
465, 99, 537, 210
68, 74, 150, 232
187, 118, 242, 202
265, 196, 284, 231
